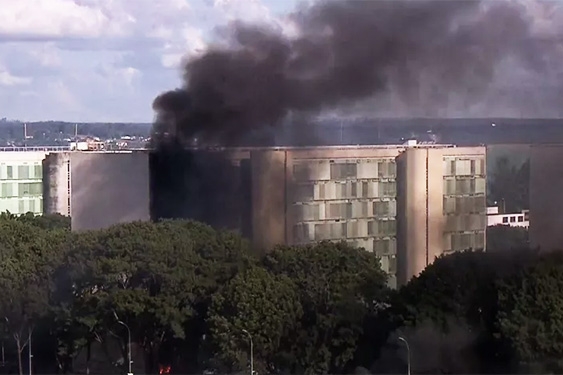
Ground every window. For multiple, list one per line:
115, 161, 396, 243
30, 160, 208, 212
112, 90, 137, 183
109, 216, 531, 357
34, 165, 42, 179
444, 179, 455, 195
510, 216, 516, 223
455, 159, 471, 175
18, 166, 30, 179
444, 159, 456, 176
18, 182, 42, 196
502, 217, 509, 223
6, 166, 12, 179
330, 163, 357, 179
379, 181, 396, 197
362, 181, 369, 198
518, 216, 524, 222
294, 184, 314, 202
295, 204, 320, 221
18, 200, 25, 213
1, 183, 13, 198
328, 202, 351, 219
351, 182, 357, 197
374, 201, 389, 216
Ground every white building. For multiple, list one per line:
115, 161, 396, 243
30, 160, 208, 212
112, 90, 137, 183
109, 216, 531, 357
487, 206, 529, 228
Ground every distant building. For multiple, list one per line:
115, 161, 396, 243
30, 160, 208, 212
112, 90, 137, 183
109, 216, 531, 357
487, 206, 529, 228
0, 147, 68, 215
70, 137, 106, 151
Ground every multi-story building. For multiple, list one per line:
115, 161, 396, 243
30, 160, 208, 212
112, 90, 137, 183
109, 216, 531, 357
396, 147, 486, 285
250, 144, 486, 287
37, 143, 486, 286
0, 148, 67, 215
251, 146, 404, 286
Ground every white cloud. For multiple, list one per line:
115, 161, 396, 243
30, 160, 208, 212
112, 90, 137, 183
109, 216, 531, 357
0, 0, 124, 40
0, 0, 297, 121
0, 65, 32, 86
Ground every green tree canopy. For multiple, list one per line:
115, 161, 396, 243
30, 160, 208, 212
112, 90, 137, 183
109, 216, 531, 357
496, 251, 563, 373
207, 266, 302, 373
262, 241, 388, 374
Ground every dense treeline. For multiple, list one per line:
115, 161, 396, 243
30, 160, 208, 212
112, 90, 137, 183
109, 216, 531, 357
0, 214, 558, 375
0, 120, 151, 146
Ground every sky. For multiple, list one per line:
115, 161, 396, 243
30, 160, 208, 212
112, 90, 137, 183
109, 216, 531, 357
0, 0, 301, 122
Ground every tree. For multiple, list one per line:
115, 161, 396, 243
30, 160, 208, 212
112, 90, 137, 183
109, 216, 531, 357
496, 251, 563, 373
0, 218, 68, 375
262, 241, 388, 374
486, 225, 529, 252
207, 266, 302, 373
392, 249, 538, 373
53, 220, 251, 374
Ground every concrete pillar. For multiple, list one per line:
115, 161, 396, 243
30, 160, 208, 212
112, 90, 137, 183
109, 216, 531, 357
42, 152, 71, 216
251, 150, 287, 252
396, 148, 429, 286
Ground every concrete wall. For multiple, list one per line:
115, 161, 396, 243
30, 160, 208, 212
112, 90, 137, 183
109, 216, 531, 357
397, 146, 486, 285
396, 149, 429, 286
251, 150, 287, 251
43, 152, 71, 216
530, 145, 563, 251
69, 152, 150, 231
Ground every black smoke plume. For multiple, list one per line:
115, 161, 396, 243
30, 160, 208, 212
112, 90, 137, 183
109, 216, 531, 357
153, 0, 562, 146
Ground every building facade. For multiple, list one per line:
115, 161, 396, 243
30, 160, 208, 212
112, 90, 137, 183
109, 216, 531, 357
396, 147, 486, 285
34, 144, 486, 286
251, 145, 487, 287
529, 144, 563, 251
487, 206, 529, 228
0, 151, 49, 215
43, 151, 151, 230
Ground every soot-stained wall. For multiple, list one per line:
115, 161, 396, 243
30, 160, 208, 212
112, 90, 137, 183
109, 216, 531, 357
148, 147, 252, 234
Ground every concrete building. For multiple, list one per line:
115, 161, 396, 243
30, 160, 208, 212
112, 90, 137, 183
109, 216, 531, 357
0, 148, 65, 215
487, 206, 529, 228
43, 151, 150, 230
529, 144, 563, 251
38, 143, 486, 285
395, 147, 486, 285
250, 144, 486, 287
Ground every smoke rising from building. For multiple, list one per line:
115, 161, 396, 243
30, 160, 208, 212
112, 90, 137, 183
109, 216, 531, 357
153, 0, 562, 146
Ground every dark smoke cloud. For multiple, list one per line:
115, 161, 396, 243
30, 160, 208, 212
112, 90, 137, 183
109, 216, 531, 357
153, 0, 563, 145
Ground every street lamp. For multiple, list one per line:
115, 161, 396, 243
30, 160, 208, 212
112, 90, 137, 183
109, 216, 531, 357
113, 312, 133, 375
398, 336, 411, 375
242, 329, 253, 375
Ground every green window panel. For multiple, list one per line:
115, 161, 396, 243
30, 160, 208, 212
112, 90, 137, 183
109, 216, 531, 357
18, 165, 30, 179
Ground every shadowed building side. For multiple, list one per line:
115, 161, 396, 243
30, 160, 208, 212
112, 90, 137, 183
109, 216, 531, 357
44, 151, 151, 230
70, 152, 151, 230
529, 145, 563, 251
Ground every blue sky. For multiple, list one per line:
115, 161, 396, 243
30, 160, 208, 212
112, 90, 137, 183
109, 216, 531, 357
0, 0, 301, 122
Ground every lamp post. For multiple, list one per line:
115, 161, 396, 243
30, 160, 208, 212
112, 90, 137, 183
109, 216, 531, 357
398, 336, 411, 375
242, 329, 253, 375
114, 312, 132, 375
